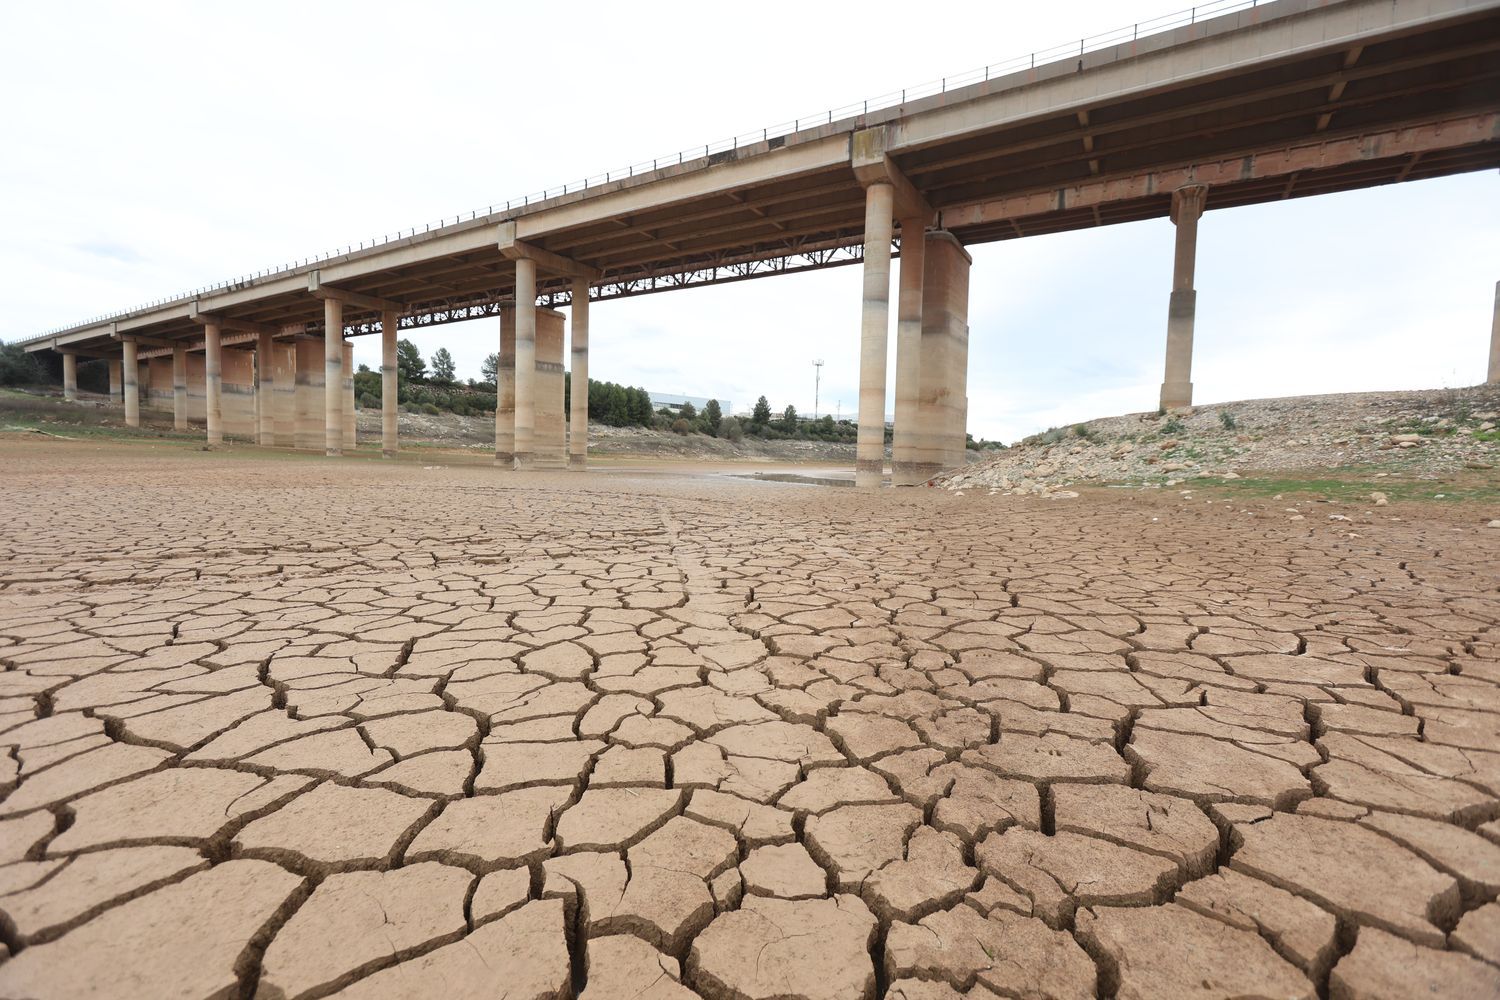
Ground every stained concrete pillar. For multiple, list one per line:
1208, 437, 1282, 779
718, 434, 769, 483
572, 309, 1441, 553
381, 311, 399, 458
204, 323, 223, 445
1488, 280, 1499, 385
891, 218, 927, 486
257, 332, 275, 446
61, 353, 77, 402
1160, 185, 1207, 411
146, 357, 171, 413
535, 310, 566, 468
172, 345, 187, 431
295, 338, 325, 451
272, 342, 297, 447
323, 298, 343, 456
909, 231, 973, 479
121, 340, 140, 427
856, 181, 895, 489
513, 257, 537, 470
342, 342, 356, 452
570, 278, 589, 470
495, 310, 515, 467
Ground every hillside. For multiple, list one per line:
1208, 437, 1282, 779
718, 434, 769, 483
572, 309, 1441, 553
939, 385, 1500, 496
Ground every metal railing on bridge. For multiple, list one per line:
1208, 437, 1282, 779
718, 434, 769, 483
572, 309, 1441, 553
37, 0, 1263, 338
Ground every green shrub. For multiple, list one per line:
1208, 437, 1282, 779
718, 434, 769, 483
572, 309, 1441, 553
421, 402, 441, 416
671, 418, 691, 435
1162, 416, 1185, 435
721, 417, 744, 442
1219, 411, 1237, 430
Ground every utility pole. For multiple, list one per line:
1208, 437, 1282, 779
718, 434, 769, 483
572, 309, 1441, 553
813, 359, 824, 419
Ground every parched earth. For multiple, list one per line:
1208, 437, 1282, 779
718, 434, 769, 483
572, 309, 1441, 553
1, 438, 1499, 999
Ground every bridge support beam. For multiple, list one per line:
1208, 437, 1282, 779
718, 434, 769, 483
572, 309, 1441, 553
381, 312, 399, 458
496, 311, 515, 467
891, 218, 927, 486
514, 258, 537, 470
570, 278, 589, 471
172, 345, 187, 431
856, 181, 895, 489
204, 323, 223, 445
342, 342, 356, 452
323, 299, 342, 457
257, 332, 275, 446
1160, 185, 1207, 411
122, 339, 140, 427
1489, 280, 1499, 385
918, 231, 973, 477
61, 353, 77, 403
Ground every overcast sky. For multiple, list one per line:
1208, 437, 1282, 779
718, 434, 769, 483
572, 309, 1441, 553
2, 1, 1496, 442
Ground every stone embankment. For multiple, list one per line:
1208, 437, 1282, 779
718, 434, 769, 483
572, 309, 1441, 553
941, 385, 1500, 497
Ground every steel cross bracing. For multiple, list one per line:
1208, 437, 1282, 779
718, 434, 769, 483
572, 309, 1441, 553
338, 234, 874, 336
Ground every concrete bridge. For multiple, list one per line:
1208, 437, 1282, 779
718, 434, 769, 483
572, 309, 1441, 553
21, 0, 1500, 486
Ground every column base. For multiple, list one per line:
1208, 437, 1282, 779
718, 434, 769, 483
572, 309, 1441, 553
855, 459, 885, 489
1159, 381, 1193, 411
568, 455, 587, 471
514, 452, 534, 471
891, 461, 943, 486
325, 447, 342, 458
383, 449, 397, 460
494, 451, 513, 468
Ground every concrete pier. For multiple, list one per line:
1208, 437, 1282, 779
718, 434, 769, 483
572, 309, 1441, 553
856, 181, 894, 489
295, 339, 325, 452
906, 231, 973, 480
891, 218, 927, 486
122, 340, 140, 427
381, 311, 399, 458
172, 345, 187, 431
342, 341, 355, 452
570, 278, 589, 470
535, 311, 566, 469
62, 353, 77, 402
108, 360, 121, 400
257, 332, 275, 446
1489, 280, 1499, 384
323, 299, 343, 456
1160, 185, 1207, 411
204, 323, 223, 445
272, 342, 297, 447
496, 309, 515, 467
513, 258, 537, 471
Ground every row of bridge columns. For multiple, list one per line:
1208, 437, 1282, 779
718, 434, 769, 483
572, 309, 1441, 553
69, 277, 594, 471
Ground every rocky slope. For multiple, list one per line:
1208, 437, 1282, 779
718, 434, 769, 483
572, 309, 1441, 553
940, 385, 1500, 496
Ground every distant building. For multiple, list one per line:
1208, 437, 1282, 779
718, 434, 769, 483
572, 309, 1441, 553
649, 392, 732, 415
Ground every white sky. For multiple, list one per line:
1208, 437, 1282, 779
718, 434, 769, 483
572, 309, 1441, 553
2, 1, 1496, 442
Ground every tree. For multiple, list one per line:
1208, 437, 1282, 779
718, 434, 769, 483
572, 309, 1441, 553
431, 348, 456, 384
720, 416, 744, 442
780, 404, 799, 433
0, 342, 45, 386
396, 339, 426, 383
752, 396, 772, 427
703, 399, 722, 435
680, 401, 697, 421
481, 353, 499, 384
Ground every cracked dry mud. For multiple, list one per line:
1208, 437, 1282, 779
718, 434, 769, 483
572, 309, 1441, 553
1, 439, 1498, 999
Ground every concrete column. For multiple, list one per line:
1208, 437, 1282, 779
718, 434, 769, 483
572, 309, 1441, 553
891, 218, 927, 486
534, 310, 566, 468
323, 298, 343, 457
1160, 185, 1207, 411
342, 341, 356, 452
913, 231, 973, 479
204, 323, 223, 445
295, 339, 325, 451
121, 340, 140, 427
495, 310, 515, 467
1488, 280, 1499, 385
256, 332, 275, 446
272, 343, 297, 447
61, 353, 77, 402
570, 278, 589, 470
856, 181, 895, 489
381, 311, 399, 458
172, 345, 187, 431
513, 257, 537, 470
108, 360, 122, 400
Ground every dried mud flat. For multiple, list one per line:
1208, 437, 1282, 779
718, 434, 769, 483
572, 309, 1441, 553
1, 437, 1498, 1000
